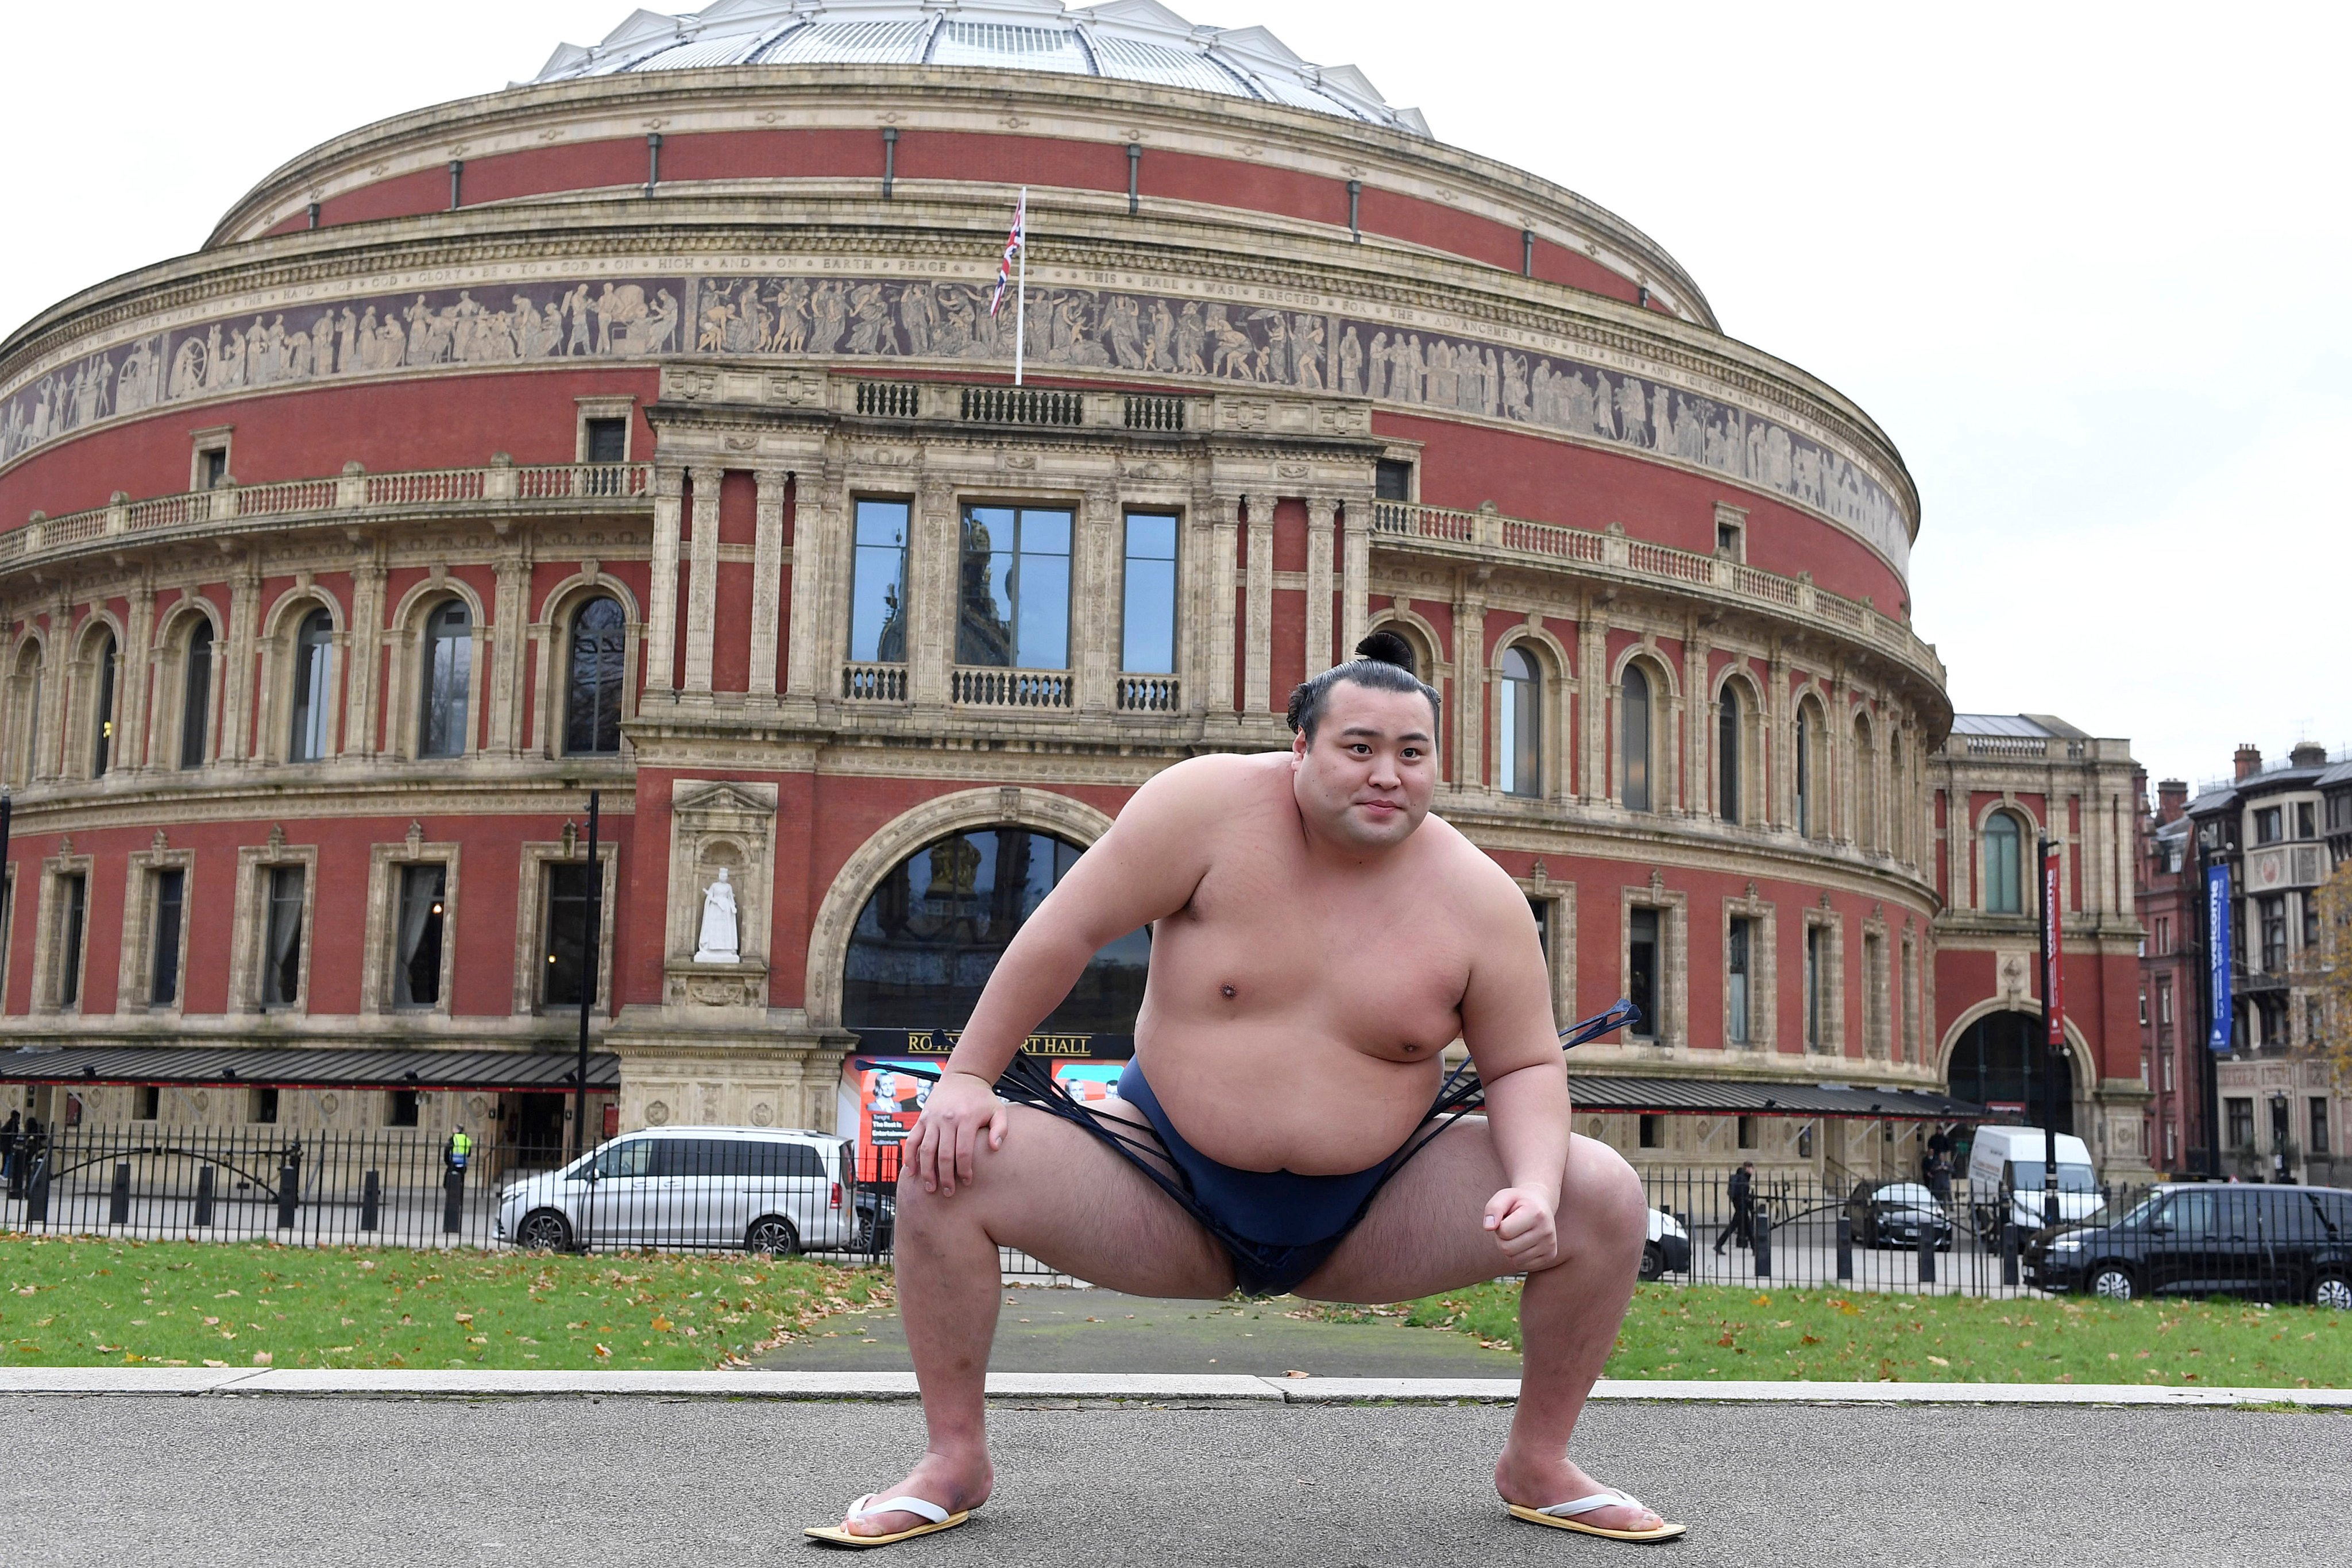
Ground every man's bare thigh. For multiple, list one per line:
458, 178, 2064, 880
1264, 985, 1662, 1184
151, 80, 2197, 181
909, 1100, 1236, 1299
1293, 1121, 1612, 1303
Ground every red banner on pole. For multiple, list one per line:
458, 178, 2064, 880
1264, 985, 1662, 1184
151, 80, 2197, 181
2041, 844, 2065, 1048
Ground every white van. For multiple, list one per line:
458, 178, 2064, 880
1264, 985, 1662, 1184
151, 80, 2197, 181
1967, 1126, 2101, 1233
495, 1126, 856, 1254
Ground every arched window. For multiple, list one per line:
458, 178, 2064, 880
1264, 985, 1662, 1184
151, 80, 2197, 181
1794, 701, 1818, 837
1853, 715, 1878, 851
1497, 645, 1540, 797
843, 828, 1148, 1036
1620, 663, 1651, 812
11, 644, 42, 786
180, 621, 213, 769
88, 631, 117, 778
1717, 685, 1741, 822
1983, 810, 2025, 914
564, 596, 628, 755
287, 610, 334, 763
417, 600, 472, 758
1887, 730, 1905, 860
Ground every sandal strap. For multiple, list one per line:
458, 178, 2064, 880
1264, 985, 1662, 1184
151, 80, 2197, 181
848, 1494, 951, 1525
1540, 1490, 1643, 1519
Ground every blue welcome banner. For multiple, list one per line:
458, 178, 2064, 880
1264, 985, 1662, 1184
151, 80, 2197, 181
2207, 864, 2234, 1053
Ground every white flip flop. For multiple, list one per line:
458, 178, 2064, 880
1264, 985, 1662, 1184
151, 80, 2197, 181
1507, 1488, 1687, 1542
804, 1492, 972, 1548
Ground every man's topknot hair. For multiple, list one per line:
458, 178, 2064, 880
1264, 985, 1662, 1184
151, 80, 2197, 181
1285, 629, 1445, 739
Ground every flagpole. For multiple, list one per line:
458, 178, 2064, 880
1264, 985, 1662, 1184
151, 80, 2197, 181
1013, 186, 1028, 388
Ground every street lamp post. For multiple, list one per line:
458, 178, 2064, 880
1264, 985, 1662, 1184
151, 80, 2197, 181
2037, 836, 2064, 1228
573, 791, 601, 1161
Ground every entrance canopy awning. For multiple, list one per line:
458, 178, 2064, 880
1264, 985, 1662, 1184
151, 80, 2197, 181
1567, 1075, 1984, 1122
0, 1045, 622, 1094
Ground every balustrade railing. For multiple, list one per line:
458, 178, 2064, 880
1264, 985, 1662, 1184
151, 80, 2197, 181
960, 385, 1083, 427
841, 662, 908, 702
1115, 673, 1182, 713
855, 380, 921, 419
1122, 395, 1186, 432
951, 667, 1072, 708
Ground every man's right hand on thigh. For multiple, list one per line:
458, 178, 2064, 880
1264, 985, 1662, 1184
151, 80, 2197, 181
908, 1071, 1009, 1196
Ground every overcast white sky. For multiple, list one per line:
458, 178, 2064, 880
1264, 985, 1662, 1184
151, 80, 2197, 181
5, 1, 2343, 789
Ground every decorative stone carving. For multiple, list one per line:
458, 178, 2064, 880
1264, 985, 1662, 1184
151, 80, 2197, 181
694, 868, 740, 964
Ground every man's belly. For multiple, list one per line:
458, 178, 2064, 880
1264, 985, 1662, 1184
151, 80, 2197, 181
1131, 1020, 1442, 1175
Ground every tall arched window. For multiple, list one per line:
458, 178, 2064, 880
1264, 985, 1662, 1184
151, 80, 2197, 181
1620, 663, 1651, 812
180, 621, 213, 769
1983, 810, 2025, 914
288, 610, 334, 763
88, 631, 117, 778
417, 600, 472, 758
1794, 701, 1817, 836
1887, 730, 1905, 860
565, 596, 628, 755
1717, 685, 1741, 822
1853, 715, 1878, 851
1497, 645, 1540, 798
11, 644, 42, 786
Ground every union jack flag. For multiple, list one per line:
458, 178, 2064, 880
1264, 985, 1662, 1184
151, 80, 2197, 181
989, 189, 1027, 316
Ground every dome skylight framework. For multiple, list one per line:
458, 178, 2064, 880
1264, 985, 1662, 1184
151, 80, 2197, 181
532, 0, 1432, 137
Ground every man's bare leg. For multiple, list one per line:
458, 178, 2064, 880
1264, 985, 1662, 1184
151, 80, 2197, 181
1299, 1125, 1660, 1533
841, 1103, 1233, 1538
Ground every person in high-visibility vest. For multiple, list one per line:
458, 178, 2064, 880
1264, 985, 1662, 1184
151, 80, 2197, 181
445, 1127, 473, 1174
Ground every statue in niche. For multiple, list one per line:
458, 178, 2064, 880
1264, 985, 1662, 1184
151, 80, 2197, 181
694, 867, 740, 964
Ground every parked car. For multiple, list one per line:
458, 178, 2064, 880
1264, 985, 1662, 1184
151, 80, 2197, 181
1845, 1181, 1955, 1249
1640, 1208, 1691, 1280
2026, 1184, 2352, 1306
496, 1126, 857, 1254
1967, 1126, 2103, 1233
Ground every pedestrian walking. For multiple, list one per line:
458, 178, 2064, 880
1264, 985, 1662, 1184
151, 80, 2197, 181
1, 1109, 19, 1184
1713, 1160, 1756, 1255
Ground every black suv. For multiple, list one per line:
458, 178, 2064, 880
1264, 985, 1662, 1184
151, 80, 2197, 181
2026, 1184, 2352, 1307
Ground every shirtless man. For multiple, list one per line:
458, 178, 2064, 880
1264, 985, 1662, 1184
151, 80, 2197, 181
810, 634, 1681, 1547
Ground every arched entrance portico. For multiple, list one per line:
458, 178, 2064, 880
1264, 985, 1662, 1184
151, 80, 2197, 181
1945, 1009, 2075, 1135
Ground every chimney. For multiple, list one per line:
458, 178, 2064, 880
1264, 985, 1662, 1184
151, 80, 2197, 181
2290, 741, 2327, 768
2157, 779, 2188, 824
2234, 744, 2262, 781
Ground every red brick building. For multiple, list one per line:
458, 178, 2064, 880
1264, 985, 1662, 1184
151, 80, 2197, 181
2136, 776, 2203, 1173
0, 0, 2071, 1180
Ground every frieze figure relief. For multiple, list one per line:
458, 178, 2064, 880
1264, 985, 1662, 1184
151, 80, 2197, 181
1, 268, 1909, 567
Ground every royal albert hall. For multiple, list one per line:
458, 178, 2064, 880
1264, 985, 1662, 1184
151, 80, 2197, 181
0, 0, 2150, 1180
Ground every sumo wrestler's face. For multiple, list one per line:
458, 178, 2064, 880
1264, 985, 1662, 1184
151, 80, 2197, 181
1291, 681, 1438, 852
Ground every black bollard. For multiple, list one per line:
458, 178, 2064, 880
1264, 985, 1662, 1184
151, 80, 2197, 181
1836, 1213, 1853, 1280
25, 1156, 48, 1225
5, 1144, 22, 1200
109, 1163, 132, 1225
2001, 1222, 2020, 1287
442, 1168, 465, 1235
1753, 1208, 1773, 1279
1918, 1219, 1937, 1285
193, 1165, 216, 1227
360, 1170, 381, 1233
276, 1152, 301, 1230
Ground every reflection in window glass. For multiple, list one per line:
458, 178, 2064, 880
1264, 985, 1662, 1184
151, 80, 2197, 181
851, 500, 910, 663
150, 868, 184, 1007
1620, 665, 1651, 812
288, 611, 334, 762
395, 863, 447, 1007
1718, 685, 1741, 821
1122, 513, 1178, 674
180, 621, 213, 768
418, 601, 472, 758
1983, 811, 2023, 914
843, 829, 1148, 1036
959, 507, 1072, 669
262, 864, 306, 1007
543, 861, 598, 1007
1727, 916, 1751, 1044
565, 597, 627, 755
90, 632, 117, 778
1628, 907, 1659, 1038
1499, 646, 1540, 797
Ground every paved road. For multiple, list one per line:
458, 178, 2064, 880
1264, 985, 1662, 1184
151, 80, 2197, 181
761, 1286, 1526, 1376
9, 1394, 2343, 1565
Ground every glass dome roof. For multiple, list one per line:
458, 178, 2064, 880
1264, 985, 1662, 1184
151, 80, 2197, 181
530, 0, 1431, 137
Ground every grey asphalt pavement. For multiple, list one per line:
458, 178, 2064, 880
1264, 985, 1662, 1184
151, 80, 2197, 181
8, 1394, 2345, 1566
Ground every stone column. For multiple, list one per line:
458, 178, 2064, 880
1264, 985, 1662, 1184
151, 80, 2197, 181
346, 553, 387, 758
1767, 643, 1792, 830
1207, 495, 1240, 716
643, 466, 685, 700
1244, 493, 1276, 716
784, 466, 829, 703
1683, 620, 1709, 818
488, 546, 531, 755
1830, 669, 1854, 845
682, 465, 723, 694
1453, 570, 1488, 791
1339, 498, 1371, 658
219, 562, 260, 764
1076, 482, 1119, 716
748, 468, 787, 697
910, 473, 959, 710
1577, 601, 1608, 805
119, 578, 155, 773
1304, 496, 1337, 677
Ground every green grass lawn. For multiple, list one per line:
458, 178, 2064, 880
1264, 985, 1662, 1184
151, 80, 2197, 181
1295, 1283, 2352, 1387
0, 1235, 890, 1370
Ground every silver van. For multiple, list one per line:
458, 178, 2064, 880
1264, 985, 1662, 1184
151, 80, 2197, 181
495, 1126, 856, 1254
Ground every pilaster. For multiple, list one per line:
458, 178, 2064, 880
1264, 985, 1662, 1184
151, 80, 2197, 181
1339, 498, 1371, 658
1207, 494, 1240, 715
1683, 617, 1709, 818
118, 578, 155, 773
643, 465, 685, 700
1304, 496, 1337, 677
346, 549, 388, 758
783, 462, 832, 704
910, 473, 959, 712
219, 560, 260, 764
1453, 570, 1488, 791
488, 543, 531, 754
682, 465, 723, 694
748, 468, 787, 697
1577, 600, 1608, 805
1244, 493, 1276, 715
1075, 482, 1119, 715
